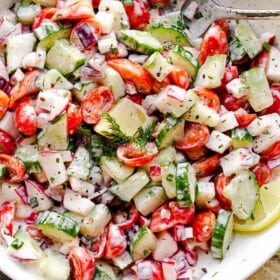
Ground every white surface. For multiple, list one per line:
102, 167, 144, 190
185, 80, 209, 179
1, 0, 280, 280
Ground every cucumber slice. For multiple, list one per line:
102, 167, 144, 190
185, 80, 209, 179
80, 204, 111, 237
176, 162, 196, 207
155, 117, 185, 149
196, 181, 216, 207
94, 261, 116, 280
211, 209, 234, 259
168, 45, 198, 78
229, 37, 247, 62
110, 170, 150, 201
240, 67, 273, 112
133, 185, 167, 216
194, 54, 227, 88
46, 39, 86, 75
161, 163, 177, 199
36, 211, 80, 242
148, 22, 191, 46
231, 128, 253, 149
223, 170, 260, 220
235, 21, 262, 59
117, 29, 162, 55
6, 33, 36, 73
15, 145, 42, 174
38, 113, 68, 151
131, 226, 157, 260
16, 2, 41, 25
100, 156, 134, 183
154, 146, 177, 167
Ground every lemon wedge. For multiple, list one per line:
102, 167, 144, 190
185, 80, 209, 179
234, 179, 280, 232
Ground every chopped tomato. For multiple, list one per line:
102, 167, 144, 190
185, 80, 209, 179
0, 201, 16, 238
218, 66, 238, 90
184, 145, 208, 161
117, 142, 158, 167
91, 233, 106, 258
169, 201, 195, 225
81, 86, 114, 124
135, 260, 164, 280
199, 24, 228, 65
213, 19, 229, 35
214, 173, 232, 210
14, 98, 37, 136
175, 122, 210, 151
251, 50, 269, 69
69, 247, 95, 280
192, 154, 221, 178
220, 90, 247, 111
0, 130, 15, 155
70, 18, 101, 50
252, 162, 272, 186
0, 154, 26, 183
152, 76, 170, 93
67, 103, 83, 134
104, 223, 127, 259
9, 70, 42, 108
261, 141, 280, 160
235, 113, 257, 128
112, 204, 139, 230
32, 7, 57, 30
124, 0, 150, 30
52, 0, 94, 21
260, 84, 280, 115
168, 66, 189, 89
193, 88, 220, 111
127, 93, 144, 105
192, 211, 216, 242
0, 90, 9, 119
148, 0, 169, 8
107, 59, 154, 94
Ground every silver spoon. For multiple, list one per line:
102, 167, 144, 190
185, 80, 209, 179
177, 0, 280, 38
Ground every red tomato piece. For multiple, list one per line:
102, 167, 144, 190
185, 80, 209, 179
92, 0, 101, 7
91, 233, 106, 258
0, 130, 15, 155
104, 223, 127, 259
124, 0, 150, 30
0, 201, 16, 238
218, 66, 238, 90
117, 142, 158, 167
192, 154, 221, 178
81, 86, 114, 124
220, 90, 247, 111
67, 103, 83, 135
127, 93, 144, 105
251, 50, 269, 69
252, 162, 272, 186
14, 98, 37, 136
261, 141, 280, 160
148, 0, 170, 8
168, 66, 189, 89
184, 145, 208, 161
193, 88, 220, 111
152, 76, 170, 93
175, 122, 210, 151
9, 70, 41, 108
70, 18, 101, 50
192, 211, 216, 242
107, 59, 154, 94
150, 203, 175, 232
199, 24, 228, 65
169, 201, 195, 225
260, 84, 280, 115
213, 19, 230, 35
135, 260, 164, 280
112, 204, 139, 230
0, 90, 9, 119
235, 113, 257, 128
69, 247, 95, 280
0, 154, 26, 183
32, 7, 57, 30
214, 173, 232, 210
52, 0, 94, 21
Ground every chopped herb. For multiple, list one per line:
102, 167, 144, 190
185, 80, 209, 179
166, 173, 174, 182
194, 11, 203, 19
263, 42, 271, 51
30, 197, 39, 208
11, 238, 24, 250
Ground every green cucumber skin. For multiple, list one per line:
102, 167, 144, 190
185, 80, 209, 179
36, 211, 79, 238
231, 128, 253, 149
211, 209, 234, 259
40, 28, 71, 50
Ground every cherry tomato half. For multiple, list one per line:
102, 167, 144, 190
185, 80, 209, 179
220, 90, 247, 111
251, 50, 269, 69
112, 204, 139, 230
193, 88, 220, 111
67, 103, 83, 135
192, 154, 221, 178
0, 130, 15, 155
261, 141, 280, 160
175, 122, 210, 151
117, 142, 158, 167
69, 247, 95, 280
214, 173, 232, 210
252, 162, 272, 186
235, 113, 256, 128
169, 201, 195, 225
81, 86, 114, 124
168, 66, 189, 89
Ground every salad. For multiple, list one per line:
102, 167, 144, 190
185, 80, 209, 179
0, 0, 279, 279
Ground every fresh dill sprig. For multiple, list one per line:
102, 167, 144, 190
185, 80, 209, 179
134, 120, 156, 147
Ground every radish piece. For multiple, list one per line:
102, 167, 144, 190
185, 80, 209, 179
63, 188, 95, 216
113, 251, 133, 269
0, 111, 18, 138
45, 184, 65, 202
15, 204, 33, 220
1, 182, 26, 204
25, 179, 53, 212
152, 231, 178, 261
59, 150, 73, 162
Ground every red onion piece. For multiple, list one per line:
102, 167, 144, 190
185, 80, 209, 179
267, 155, 280, 169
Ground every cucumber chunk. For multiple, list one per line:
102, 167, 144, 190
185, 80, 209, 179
94, 261, 116, 280
16, 2, 41, 25
118, 29, 162, 55
131, 227, 157, 260
223, 170, 260, 220
36, 211, 80, 242
231, 128, 253, 149
161, 163, 177, 199
176, 162, 196, 207
211, 209, 234, 259
46, 39, 86, 75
